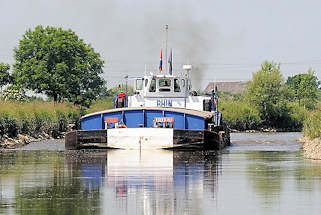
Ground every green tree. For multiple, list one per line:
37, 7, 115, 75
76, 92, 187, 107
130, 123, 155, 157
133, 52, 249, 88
13, 25, 105, 107
0, 63, 12, 91
286, 69, 320, 109
246, 61, 288, 127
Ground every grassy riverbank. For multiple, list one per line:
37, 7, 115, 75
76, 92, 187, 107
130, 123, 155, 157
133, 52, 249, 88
0, 101, 81, 143
0, 99, 117, 147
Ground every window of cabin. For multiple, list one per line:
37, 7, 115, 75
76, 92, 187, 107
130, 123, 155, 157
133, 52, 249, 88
181, 79, 185, 87
159, 79, 171, 87
188, 80, 191, 91
149, 78, 156, 92
145, 79, 148, 87
136, 79, 143, 90
159, 79, 171, 92
174, 79, 181, 92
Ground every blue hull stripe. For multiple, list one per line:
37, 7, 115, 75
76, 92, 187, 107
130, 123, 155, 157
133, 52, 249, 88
81, 108, 206, 130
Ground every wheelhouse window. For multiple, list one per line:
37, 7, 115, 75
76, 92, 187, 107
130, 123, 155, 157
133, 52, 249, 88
159, 79, 171, 92
145, 79, 148, 87
181, 79, 185, 87
159, 79, 171, 87
188, 80, 191, 91
136, 79, 143, 90
174, 79, 181, 92
149, 78, 156, 92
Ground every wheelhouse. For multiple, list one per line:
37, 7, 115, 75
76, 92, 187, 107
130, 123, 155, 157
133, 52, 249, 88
133, 75, 192, 98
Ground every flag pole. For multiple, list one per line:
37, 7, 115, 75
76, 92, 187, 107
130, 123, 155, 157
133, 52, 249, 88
171, 49, 173, 75
165, 24, 168, 74
168, 48, 173, 75
170, 48, 173, 75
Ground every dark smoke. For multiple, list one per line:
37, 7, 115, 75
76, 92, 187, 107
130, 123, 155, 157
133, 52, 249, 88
1, 0, 220, 90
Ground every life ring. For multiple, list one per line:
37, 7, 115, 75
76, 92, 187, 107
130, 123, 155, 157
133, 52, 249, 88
118, 124, 127, 128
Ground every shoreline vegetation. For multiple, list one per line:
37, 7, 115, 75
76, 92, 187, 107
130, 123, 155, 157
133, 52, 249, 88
300, 108, 321, 160
0, 99, 319, 148
220, 100, 308, 132
0, 98, 114, 148
0, 101, 81, 148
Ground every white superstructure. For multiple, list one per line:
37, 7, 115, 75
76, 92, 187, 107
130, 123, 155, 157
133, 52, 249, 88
128, 72, 212, 111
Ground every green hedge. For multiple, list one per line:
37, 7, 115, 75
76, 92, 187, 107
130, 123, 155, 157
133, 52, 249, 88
0, 101, 81, 139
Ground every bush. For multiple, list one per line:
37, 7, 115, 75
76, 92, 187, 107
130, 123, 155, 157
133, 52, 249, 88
221, 100, 262, 130
220, 99, 312, 131
287, 102, 309, 130
0, 112, 18, 138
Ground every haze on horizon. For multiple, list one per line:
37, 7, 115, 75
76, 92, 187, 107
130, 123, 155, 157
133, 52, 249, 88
0, 0, 320, 90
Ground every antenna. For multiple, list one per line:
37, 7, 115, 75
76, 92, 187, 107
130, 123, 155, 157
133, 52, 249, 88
165, 24, 168, 74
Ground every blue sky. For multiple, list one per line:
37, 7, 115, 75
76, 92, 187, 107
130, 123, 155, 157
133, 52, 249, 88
0, 0, 320, 89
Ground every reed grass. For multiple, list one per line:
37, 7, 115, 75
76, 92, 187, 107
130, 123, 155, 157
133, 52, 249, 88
303, 102, 321, 139
86, 97, 113, 114
0, 100, 80, 138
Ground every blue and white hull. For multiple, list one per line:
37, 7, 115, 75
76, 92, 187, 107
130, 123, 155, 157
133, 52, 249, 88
65, 107, 230, 150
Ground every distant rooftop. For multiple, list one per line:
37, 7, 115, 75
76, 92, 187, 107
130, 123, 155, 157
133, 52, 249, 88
204, 81, 247, 94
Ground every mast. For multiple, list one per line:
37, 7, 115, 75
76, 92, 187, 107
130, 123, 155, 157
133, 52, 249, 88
165, 24, 168, 74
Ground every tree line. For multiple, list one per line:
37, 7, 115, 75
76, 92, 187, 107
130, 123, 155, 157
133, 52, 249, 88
221, 61, 320, 130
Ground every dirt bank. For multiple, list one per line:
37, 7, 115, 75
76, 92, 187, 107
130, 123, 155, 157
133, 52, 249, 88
300, 137, 321, 160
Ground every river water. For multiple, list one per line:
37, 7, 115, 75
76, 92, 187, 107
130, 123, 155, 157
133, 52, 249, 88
1, 132, 321, 215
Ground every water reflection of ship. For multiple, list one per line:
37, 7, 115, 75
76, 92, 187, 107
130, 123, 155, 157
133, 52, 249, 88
65, 151, 107, 191
66, 150, 221, 213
